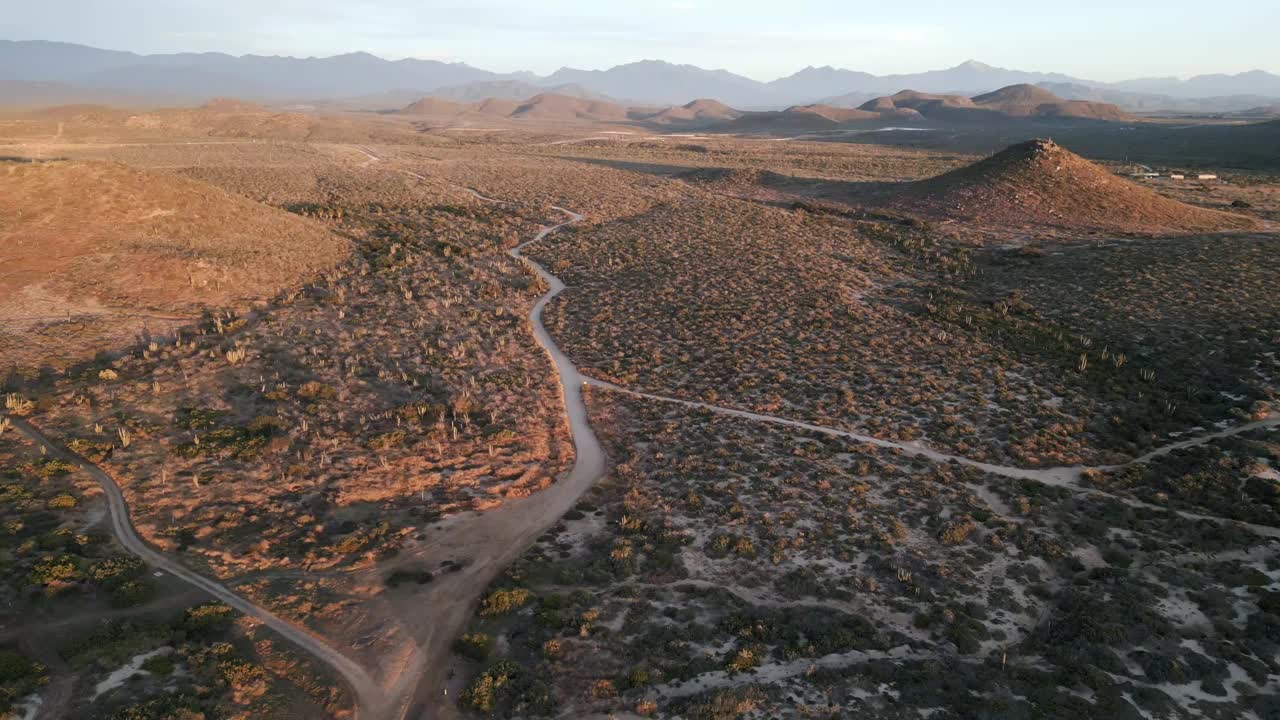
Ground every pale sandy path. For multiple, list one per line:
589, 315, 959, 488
4, 417, 387, 718
388, 204, 606, 720
585, 379, 1280, 539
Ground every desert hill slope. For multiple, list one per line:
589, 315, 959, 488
879, 139, 1257, 235
424, 80, 612, 104
0, 159, 347, 369
397, 92, 632, 123
645, 98, 742, 124
858, 85, 1132, 122
510, 93, 630, 121
399, 97, 471, 116
3, 99, 425, 144
972, 84, 1135, 120
783, 104, 881, 123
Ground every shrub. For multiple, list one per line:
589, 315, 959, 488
28, 555, 79, 586
181, 602, 236, 636
20, 458, 78, 479
725, 644, 765, 674
0, 649, 42, 684
141, 653, 175, 676
297, 381, 337, 400
479, 588, 531, 617
454, 633, 493, 662
368, 431, 406, 451
460, 660, 551, 715
89, 556, 147, 585
0, 648, 44, 716
46, 493, 78, 510
940, 519, 978, 545
386, 569, 434, 587
111, 580, 156, 608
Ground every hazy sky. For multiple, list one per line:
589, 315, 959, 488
5, 1, 1278, 81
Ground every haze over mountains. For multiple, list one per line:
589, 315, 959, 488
3, 40, 1279, 111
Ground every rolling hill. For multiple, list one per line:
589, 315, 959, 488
396, 92, 634, 124
0, 158, 347, 369
644, 99, 742, 124
878, 139, 1257, 235
424, 80, 612, 104
971, 84, 1134, 120
1, 98, 425, 146
857, 85, 1133, 122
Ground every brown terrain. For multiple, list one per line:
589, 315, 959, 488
1, 99, 431, 145
856, 85, 1134, 123
1, 95, 1278, 720
970, 84, 1136, 120
645, 99, 742, 125
382, 83, 1135, 135
876, 138, 1259, 235
0, 158, 346, 370
399, 92, 633, 124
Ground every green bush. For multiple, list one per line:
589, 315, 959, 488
479, 588, 531, 617
28, 555, 79, 586
460, 660, 552, 716
141, 653, 175, 676
46, 493, 79, 510
453, 633, 493, 662
181, 602, 236, 637
90, 556, 147, 586
111, 580, 157, 608
0, 648, 45, 716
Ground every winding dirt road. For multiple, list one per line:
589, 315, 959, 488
5, 417, 388, 719
585, 379, 1280, 538
387, 204, 606, 719
7, 147, 1276, 719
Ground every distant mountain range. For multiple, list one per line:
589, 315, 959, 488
393, 84, 1137, 131
2, 40, 1278, 111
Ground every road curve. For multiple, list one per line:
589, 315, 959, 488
586, 379, 1280, 538
5, 417, 387, 718
392, 204, 607, 720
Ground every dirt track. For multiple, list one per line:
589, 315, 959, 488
6, 149, 1276, 719
386, 198, 607, 719
586, 378, 1280, 538
6, 417, 389, 719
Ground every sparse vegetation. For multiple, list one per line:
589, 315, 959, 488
3, 106, 1276, 720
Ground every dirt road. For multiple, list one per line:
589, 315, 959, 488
586, 379, 1280, 538
389, 205, 606, 719
6, 417, 388, 719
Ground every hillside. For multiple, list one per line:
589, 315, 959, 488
879, 139, 1257, 235
784, 104, 881, 123
475, 97, 521, 116
0, 159, 347, 369
509, 93, 630, 121
645, 98, 742, 124
398, 97, 471, 116
0, 98, 428, 144
973, 84, 1134, 120
425, 80, 611, 103
395, 91, 636, 123
859, 90, 978, 122
857, 85, 1132, 122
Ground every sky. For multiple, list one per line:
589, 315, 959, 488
4, 1, 1279, 81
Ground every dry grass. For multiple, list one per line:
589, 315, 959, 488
0, 159, 347, 371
